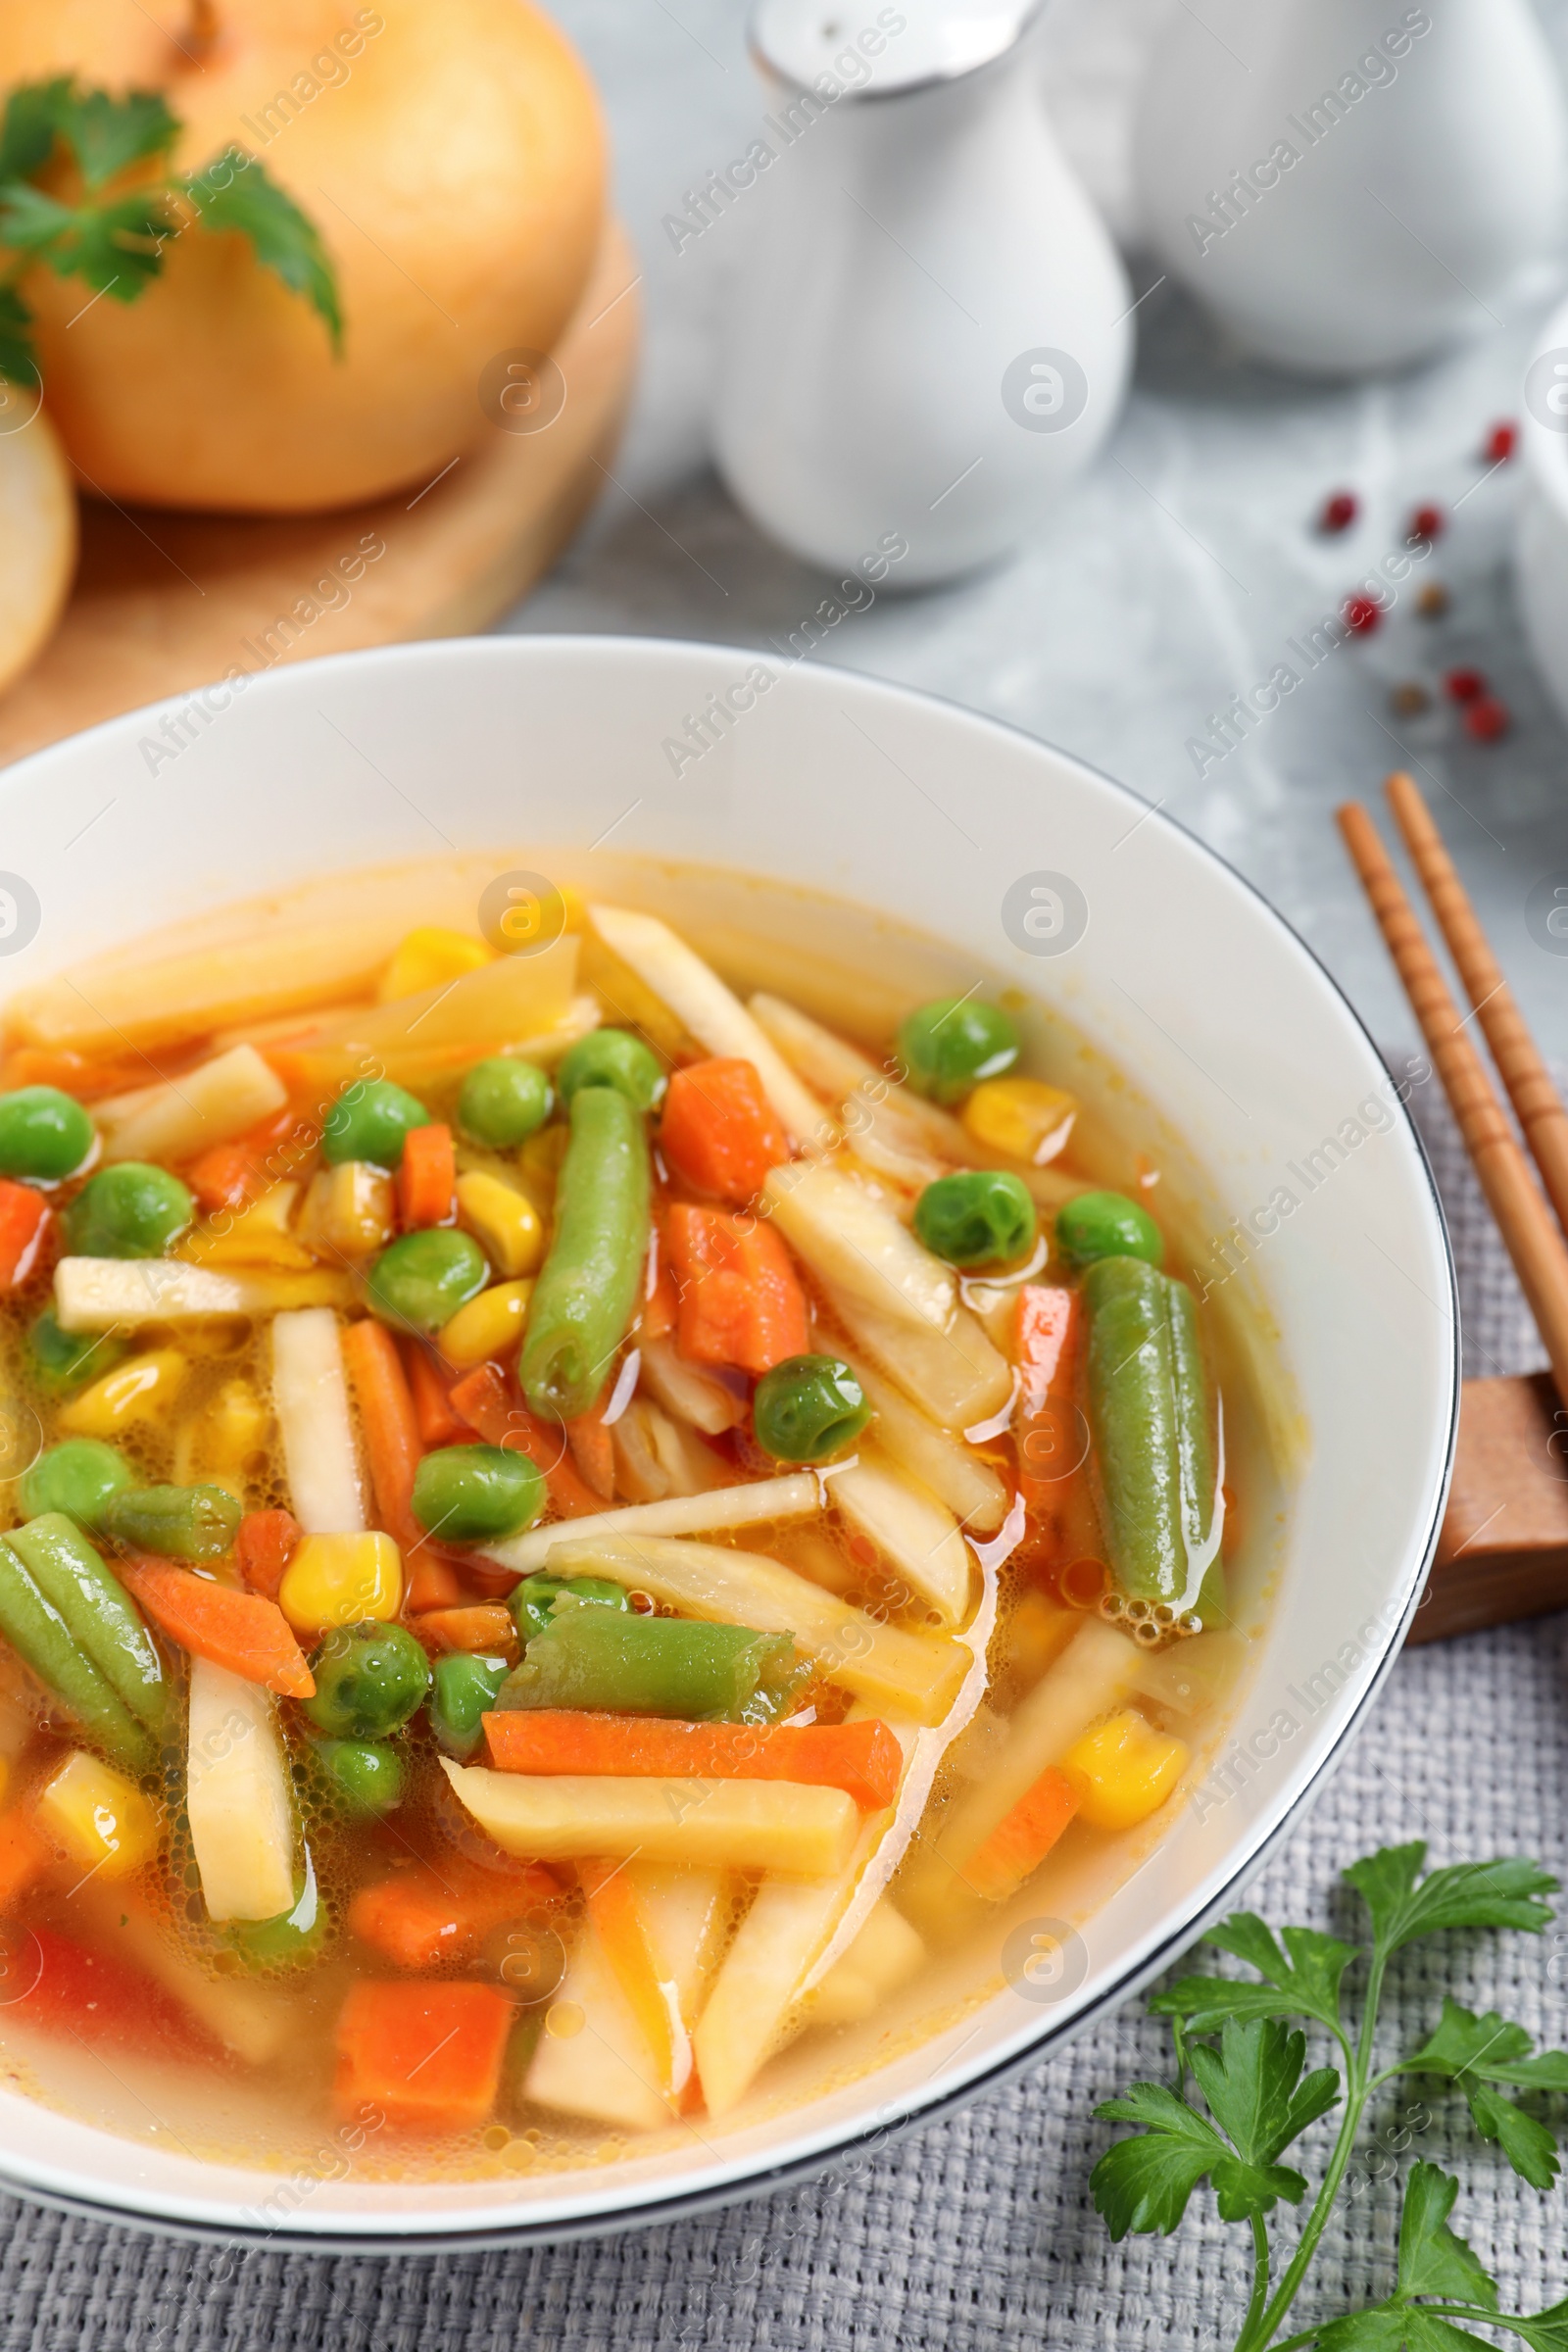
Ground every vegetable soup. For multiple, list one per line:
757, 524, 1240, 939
0, 860, 1272, 2178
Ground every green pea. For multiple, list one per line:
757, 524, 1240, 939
64, 1162, 192, 1258
896, 999, 1018, 1105
429, 1650, 510, 1758
0, 1088, 94, 1182
508, 1574, 628, 1646
315, 1738, 406, 1816
458, 1057, 552, 1149
366, 1228, 488, 1335
557, 1028, 666, 1112
321, 1078, 429, 1169
411, 1444, 544, 1545
1055, 1189, 1164, 1270
303, 1620, 431, 1739
26, 1309, 128, 1399
752, 1354, 869, 1464
223, 1850, 327, 1972
913, 1169, 1036, 1269
20, 1439, 134, 1534
102, 1483, 241, 1562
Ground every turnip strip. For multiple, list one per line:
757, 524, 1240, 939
97, 1044, 287, 1167
843, 1355, 1008, 1532
186, 1658, 298, 1924
270, 1307, 365, 1535
819, 1277, 1012, 1430
55, 1258, 353, 1332
540, 1533, 969, 1725
440, 1762, 858, 1875
637, 1336, 745, 1435
829, 1453, 974, 1628
524, 1913, 675, 2134
480, 1471, 820, 1575
749, 991, 975, 1157
589, 905, 823, 1147
763, 1159, 956, 1332
280, 952, 595, 1088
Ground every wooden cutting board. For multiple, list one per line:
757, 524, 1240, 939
1411, 1373, 1568, 1642
0, 220, 641, 768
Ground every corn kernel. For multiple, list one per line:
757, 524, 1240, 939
195, 1378, 271, 1475
439, 1278, 534, 1368
455, 1170, 544, 1278
1060, 1708, 1188, 1833
515, 1124, 568, 1215
58, 1348, 189, 1437
962, 1077, 1077, 1166
35, 1749, 160, 1879
377, 926, 495, 1004
300, 1161, 395, 1261
181, 1182, 315, 1271
1003, 1589, 1080, 1688
279, 1532, 403, 1634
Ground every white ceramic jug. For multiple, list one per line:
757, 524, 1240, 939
712, 0, 1134, 583
1135, 0, 1568, 376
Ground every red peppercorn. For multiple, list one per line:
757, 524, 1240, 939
1408, 504, 1444, 543
1465, 695, 1509, 742
1445, 666, 1486, 704
1319, 491, 1358, 532
1344, 593, 1381, 635
1484, 422, 1517, 463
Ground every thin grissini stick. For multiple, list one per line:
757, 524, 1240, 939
1386, 769, 1568, 1244
1337, 802, 1568, 1402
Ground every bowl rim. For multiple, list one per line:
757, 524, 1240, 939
0, 632, 1460, 2250
1520, 292, 1568, 515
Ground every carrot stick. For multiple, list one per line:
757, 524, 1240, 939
448, 1362, 603, 1519
118, 1556, 315, 1698
958, 1763, 1078, 1902
186, 1105, 299, 1213
666, 1202, 808, 1375
565, 1399, 614, 1500
658, 1058, 789, 1204
0, 1048, 173, 1102
397, 1123, 455, 1231
347, 1860, 559, 1971
332, 1979, 514, 2130
410, 1604, 517, 1657
235, 1508, 300, 1601
483, 1711, 903, 1809
342, 1317, 422, 1549
0, 1181, 50, 1289
581, 1858, 683, 2098
403, 1340, 467, 1446
0, 1806, 51, 1914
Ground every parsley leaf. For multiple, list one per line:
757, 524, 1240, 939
1346, 1845, 1557, 1957
182, 149, 341, 346
1092, 2082, 1229, 2236
55, 84, 178, 189
1316, 2313, 1498, 2352
1404, 1999, 1568, 2190
0, 78, 70, 182
1396, 2162, 1497, 2306
1511, 2300, 1568, 2352
0, 283, 38, 388
1153, 1915, 1355, 2034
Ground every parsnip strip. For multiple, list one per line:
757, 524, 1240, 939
55, 1257, 353, 1332
270, 1307, 365, 1535
186, 1659, 297, 1924
540, 1533, 969, 1725
818, 1278, 1012, 1431
749, 992, 881, 1103
637, 1335, 745, 1434
763, 1159, 956, 1332
441, 1762, 858, 1875
589, 906, 822, 1146
98, 1045, 287, 1167
829, 1454, 974, 1627
524, 1914, 675, 2134
481, 1471, 820, 1576
845, 1353, 1008, 1532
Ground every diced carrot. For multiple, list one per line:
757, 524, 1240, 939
958, 1764, 1079, 1902
581, 1859, 682, 2100
236, 1508, 300, 1601
396, 1123, 455, 1231
333, 1979, 515, 2130
659, 1058, 789, 1204
118, 1557, 315, 1698
483, 1711, 903, 1810
643, 1241, 677, 1343
186, 1105, 300, 1212
1013, 1285, 1083, 1509
0, 1808, 51, 1914
403, 1340, 468, 1446
666, 1203, 808, 1376
405, 1553, 466, 1612
448, 1363, 603, 1521
410, 1604, 517, 1657
13, 1925, 219, 2062
565, 1398, 614, 1500
0, 1180, 50, 1290
347, 1861, 559, 1972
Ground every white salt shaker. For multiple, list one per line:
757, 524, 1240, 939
1135, 0, 1568, 376
712, 0, 1134, 584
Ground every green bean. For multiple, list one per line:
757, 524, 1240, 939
519, 1083, 650, 1421
1166, 1274, 1224, 1620
1084, 1256, 1222, 1616
497, 1606, 798, 1721
102, 1483, 242, 1563
8, 1512, 169, 1736
0, 1538, 154, 1776
508, 1574, 628, 1646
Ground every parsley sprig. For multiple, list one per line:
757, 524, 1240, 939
0, 75, 340, 386
1094, 1843, 1568, 2350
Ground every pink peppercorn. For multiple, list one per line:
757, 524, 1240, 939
1465, 696, 1509, 742
1319, 491, 1358, 532
1445, 667, 1486, 704
1408, 504, 1444, 543
1484, 422, 1517, 463
1344, 594, 1381, 635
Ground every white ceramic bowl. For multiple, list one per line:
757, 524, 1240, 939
0, 636, 1456, 2249
1516, 293, 1568, 728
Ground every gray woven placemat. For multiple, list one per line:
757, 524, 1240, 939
0, 1056, 1562, 2352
